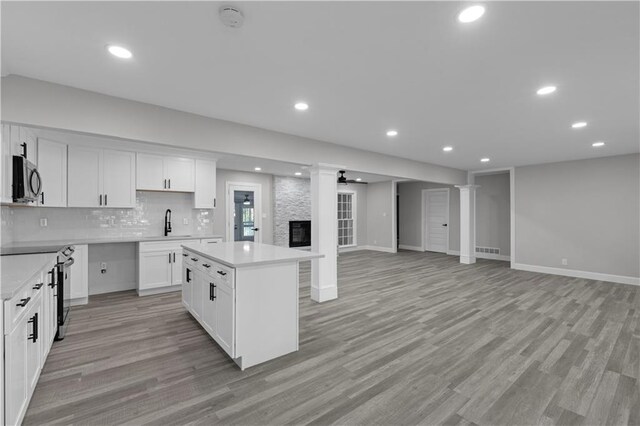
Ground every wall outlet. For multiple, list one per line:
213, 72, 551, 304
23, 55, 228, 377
100, 262, 107, 274
183, 218, 189, 225
561, 258, 568, 266
39, 218, 47, 227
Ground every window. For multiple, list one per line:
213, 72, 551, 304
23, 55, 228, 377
337, 192, 356, 247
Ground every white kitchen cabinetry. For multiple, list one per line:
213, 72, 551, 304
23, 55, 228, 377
194, 159, 217, 209
69, 244, 88, 305
36, 138, 67, 207
43, 264, 58, 360
137, 240, 189, 295
10, 125, 38, 165
68, 146, 135, 208
136, 153, 194, 192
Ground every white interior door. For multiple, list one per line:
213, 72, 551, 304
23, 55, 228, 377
226, 183, 262, 243
423, 189, 449, 253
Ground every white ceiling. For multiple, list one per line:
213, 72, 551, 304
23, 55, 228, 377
2, 1, 638, 170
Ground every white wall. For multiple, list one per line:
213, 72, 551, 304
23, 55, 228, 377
514, 154, 639, 279
215, 169, 274, 244
0, 207, 13, 245
1, 75, 467, 185
366, 181, 395, 250
88, 243, 137, 295
397, 181, 460, 252
476, 173, 510, 256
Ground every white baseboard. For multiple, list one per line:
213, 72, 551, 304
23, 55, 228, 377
137, 285, 182, 297
360, 245, 397, 253
513, 263, 640, 286
446, 250, 460, 256
339, 246, 361, 253
476, 252, 511, 262
398, 244, 423, 252
460, 255, 476, 264
311, 285, 338, 302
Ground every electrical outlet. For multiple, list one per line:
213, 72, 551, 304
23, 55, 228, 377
101, 262, 107, 274
39, 218, 47, 227
183, 218, 189, 225
561, 258, 568, 266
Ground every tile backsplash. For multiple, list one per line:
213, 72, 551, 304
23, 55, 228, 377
2, 192, 215, 243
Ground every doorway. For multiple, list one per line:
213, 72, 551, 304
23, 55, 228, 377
226, 183, 262, 243
422, 188, 449, 253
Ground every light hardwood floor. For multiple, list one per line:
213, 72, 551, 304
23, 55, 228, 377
24, 250, 639, 425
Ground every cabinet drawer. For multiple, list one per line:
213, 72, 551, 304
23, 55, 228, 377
200, 238, 223, 244
211, 263, 234, 289
4, 273, 43, 335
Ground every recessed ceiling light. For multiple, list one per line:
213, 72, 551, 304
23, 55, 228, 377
294, 172, 302, 176
106, 45, 132, 59
294, 102, 309, 111
443, 146, 453, 152
571, 121, 587, 129
386, 130, 398, 137
356, 178, 362, 182
480, 158, 491, 163
536, 85, 557, 95
254, 167, 262, 171
592, 141, 605, 147
458, 5, 485, 23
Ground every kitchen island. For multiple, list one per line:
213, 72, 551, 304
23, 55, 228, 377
181, 241, 323, 370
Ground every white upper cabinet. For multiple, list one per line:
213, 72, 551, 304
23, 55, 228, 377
102, 149, 136, 208
36, 139, 67, 207
194, 159, 217, 209
1, 125, 12, 203
10, 125, 38, 165
136, 153, 195, 192
68, 146, 135, 208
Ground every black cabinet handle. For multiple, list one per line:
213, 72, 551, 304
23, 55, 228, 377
442, 224, 448, 227
168, 179, 171, 189
21, 142, 27, 158
28, 313, 38, 342
164, 179, 167, 189
210, 283, 217, 301
169, 253, 172, 263
214, 198, 216, 208
41, 191, 45, 204
173, 252, 176, 263
99, 194, 102, 206
33, 283, 43, 290
217, 270, 227, 276
251, 227, 260, 231
105, 194, 108, 206
186, 268, 191, 283
182, 253, 188, 257
202, 264, 211, 268
191, 258, 199, 262
16, 297, 31, 307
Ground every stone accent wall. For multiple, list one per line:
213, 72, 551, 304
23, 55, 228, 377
274, 176, 311, 247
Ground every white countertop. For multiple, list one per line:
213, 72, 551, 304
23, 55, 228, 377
1, 252, 58, 299
182, 242, 323, 268
1, 235, 223, 256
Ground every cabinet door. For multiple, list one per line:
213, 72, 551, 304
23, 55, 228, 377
26, 300, 43, 393
171, 249, 184, 286
69, 245, 89, 301
136, 153, 165, 191
165, 157, 195, 192
1, 125, 12, 203
44, 272, 58, 356
202, 278, 217, 334
37, 138, 68, 207
182, 264, 193, 310
215, 283, 235, 357
139, 250, 173, 290
5, 318, 28, 426
10, 125, 38, 165
102, 149, 136, 208
191, 269, 204, 320
68, 146, 102, 207
194, 159, 216, 208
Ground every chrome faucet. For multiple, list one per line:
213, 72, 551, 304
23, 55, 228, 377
164, 209, 172, 236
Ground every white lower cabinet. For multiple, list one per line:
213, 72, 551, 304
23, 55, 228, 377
182, 253, 236, 360
4, 256, 57, 426
69, 244, 88, 305
137, 241, 189, 295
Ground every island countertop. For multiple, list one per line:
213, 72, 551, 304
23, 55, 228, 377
181, 242, 323, 268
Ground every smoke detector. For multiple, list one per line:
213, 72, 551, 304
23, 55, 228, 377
219, 6, 244, 28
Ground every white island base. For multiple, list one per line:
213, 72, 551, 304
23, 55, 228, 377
181, 242, 323, 370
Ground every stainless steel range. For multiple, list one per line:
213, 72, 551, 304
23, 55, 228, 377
55, 246, 74, 340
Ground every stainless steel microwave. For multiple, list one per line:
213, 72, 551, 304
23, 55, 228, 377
12, 155, 42, 203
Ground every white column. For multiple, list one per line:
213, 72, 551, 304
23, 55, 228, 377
310, 164, 340, 302
456, 185, 479, 264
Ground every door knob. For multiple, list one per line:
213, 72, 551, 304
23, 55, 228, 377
442, 224, 448, 227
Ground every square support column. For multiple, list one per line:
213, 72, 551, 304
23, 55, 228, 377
456, 185, 479, 264
310, 164, 340, 302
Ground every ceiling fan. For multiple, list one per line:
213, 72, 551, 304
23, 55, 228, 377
337, 170, 367, 185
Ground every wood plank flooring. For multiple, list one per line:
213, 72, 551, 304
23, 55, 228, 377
24, 250, 639, 425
